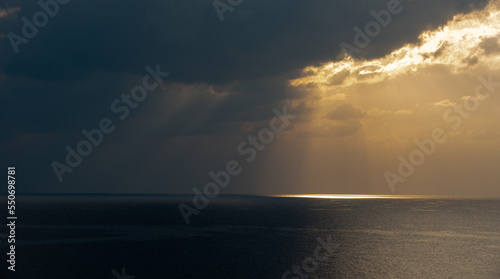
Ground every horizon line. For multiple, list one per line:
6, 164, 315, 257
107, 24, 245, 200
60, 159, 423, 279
3, 193, 500, 199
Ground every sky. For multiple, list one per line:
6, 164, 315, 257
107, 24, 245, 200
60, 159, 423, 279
1, 0, 499, 196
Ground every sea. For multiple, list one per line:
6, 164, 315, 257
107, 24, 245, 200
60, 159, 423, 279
1, 194, 500, 279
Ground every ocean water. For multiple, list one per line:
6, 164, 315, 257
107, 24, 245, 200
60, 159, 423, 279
1, 195, 500, 279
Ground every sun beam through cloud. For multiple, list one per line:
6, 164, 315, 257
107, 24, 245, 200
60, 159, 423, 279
284, 0, 500, 196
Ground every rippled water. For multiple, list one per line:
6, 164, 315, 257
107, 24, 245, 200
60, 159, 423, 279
2, 195, 500, 278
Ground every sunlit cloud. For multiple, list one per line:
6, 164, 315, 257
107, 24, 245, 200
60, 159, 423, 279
433, 99, 456, 107
291, 0, 500, 89
395, 109, 414, 115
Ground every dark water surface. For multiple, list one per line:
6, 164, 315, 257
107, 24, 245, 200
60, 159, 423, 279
1, 195, 500, 278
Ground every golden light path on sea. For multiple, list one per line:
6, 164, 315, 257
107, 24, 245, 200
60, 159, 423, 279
272, 194, 431, 199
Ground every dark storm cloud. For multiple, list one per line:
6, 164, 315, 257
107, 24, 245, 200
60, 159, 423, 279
0, 0, 491, 192
0, 0, 489, 82
0, 0, 489, 132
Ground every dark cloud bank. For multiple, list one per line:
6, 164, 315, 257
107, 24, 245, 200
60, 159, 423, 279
0, 0, 489, 193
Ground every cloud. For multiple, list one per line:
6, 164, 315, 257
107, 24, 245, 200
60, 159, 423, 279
479, 35, 500, 55
432, 41, 451, 58
395, 109, 414, 115
300, 120, 362, 138
318, 103, 364, 138
324, 103, 364, 121
328, 121, 362, 137
433, 99, 457, 107
291, 1, 500, 89
0, 0, 489, 82
0, 0, 495, 194
327, 69, 350, 85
